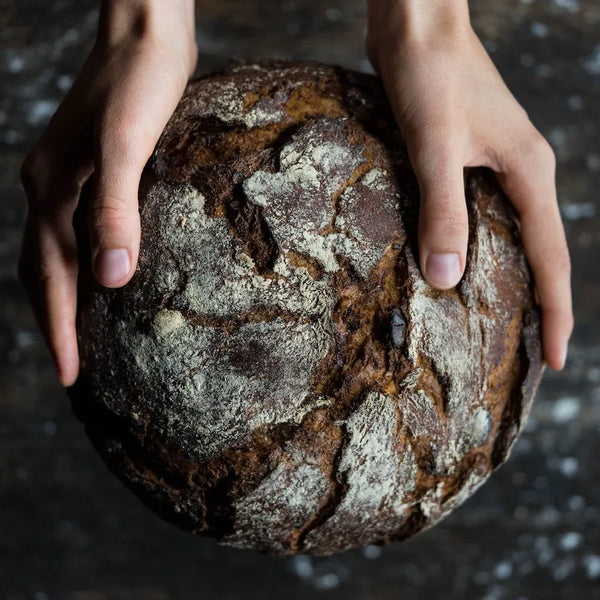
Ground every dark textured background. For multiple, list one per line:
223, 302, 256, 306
1, 1, 599, 599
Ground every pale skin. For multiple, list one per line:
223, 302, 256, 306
19, 0, 573, 387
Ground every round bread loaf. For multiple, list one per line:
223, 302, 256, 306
68, 59, 545, 557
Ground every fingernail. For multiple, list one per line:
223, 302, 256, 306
426, 253, 461, 288
558, 342, 569, 370
95, 249, 130, 286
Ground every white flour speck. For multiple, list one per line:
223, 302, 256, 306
290, 555, 313, 579
559, 531, 583, 551
27, 99, 58, 125
553, 0, 580, 12
314, 573, 340, 590
531, 22, 550, 38
584, 554, 600, 579
567, 495, 585, 511
584, 45, 600, 75
551, 397, 581, 423
567, 95, 583, 110
493, 561, 513, 580
586, 153, 600, 172
362, 544, 382, 559
552, 557, 576, 581
561, 202, 596, 220
558, 457, 579, 477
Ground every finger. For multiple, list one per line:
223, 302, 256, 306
19, 208, 80, 387
35, 214, 80, 387
496, 135, 573, 370
20, 149, 91, 387
89, 124, 143, 288
408, 138, 470, 290
18, 212, 44, 330
89, 55, 187, 288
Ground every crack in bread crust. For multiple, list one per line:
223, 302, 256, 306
174, 305, 317, 331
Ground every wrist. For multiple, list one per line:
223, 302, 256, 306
367, 0, 471, 56
98, 0, 197, 73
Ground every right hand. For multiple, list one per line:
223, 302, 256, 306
366, 0, 573, 370
18, 0, 197, 387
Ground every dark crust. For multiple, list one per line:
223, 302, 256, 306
68, 58, 545, 557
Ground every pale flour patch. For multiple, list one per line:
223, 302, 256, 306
304, 391, 417, 546
152, 309, 186, 337
474, 224, 501, 307
335, 170, 402, 277
361, 167, 388, 190
465, 405, 493, 448
180, 68, 309, 128
406, 253, 476, 415
242, 102, 289, 128
243, 122, 381, 277
223, 444, 331, 552
99, 181, 339, 460
403, 207, 520, 476
419, 469, 489, 521
398, 370, 443, 439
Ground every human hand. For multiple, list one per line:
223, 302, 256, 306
18, 0, 197, 386
366, 0, 573, 370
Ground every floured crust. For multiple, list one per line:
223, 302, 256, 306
68, 59, 545, 557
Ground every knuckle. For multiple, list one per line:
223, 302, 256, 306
103, 126, 137, 154
413, 134, 458, 168
547, 304, 575, 338
537, 139, 556, 170
91, 201, 129, 236
20, 147, 86, 215
422, 205, 469, 239
97, 115, 152, 161
565, 310, 575, 335
37, 251, 56, 284
523, 129, 556, 173
554, 244, 572, 276
20, 148, 47, 197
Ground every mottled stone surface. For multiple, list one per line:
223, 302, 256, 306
1, 0, 599, 598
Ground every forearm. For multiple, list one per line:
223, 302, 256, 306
368, 0, 469, 36
98, 0, 197, 75
367, 0, 471, 69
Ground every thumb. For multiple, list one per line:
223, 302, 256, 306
410, 142, 469, 290
89, 58, 189, 288
90, 123, 145, 288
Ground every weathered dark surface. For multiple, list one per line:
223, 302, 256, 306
68, 58, 545, 556
1, 0, 599, 598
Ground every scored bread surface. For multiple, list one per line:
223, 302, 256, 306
69, 59, 545, 556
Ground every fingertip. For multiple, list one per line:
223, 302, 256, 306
423, 252, 464, 289
412, 160, 469, 291
57, 360, 79, 388
544, 357, 564, 372
93, 248, 133, 287
541, 313, 570, 371
548, 342, 568, 372
49, 332, 79, 387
